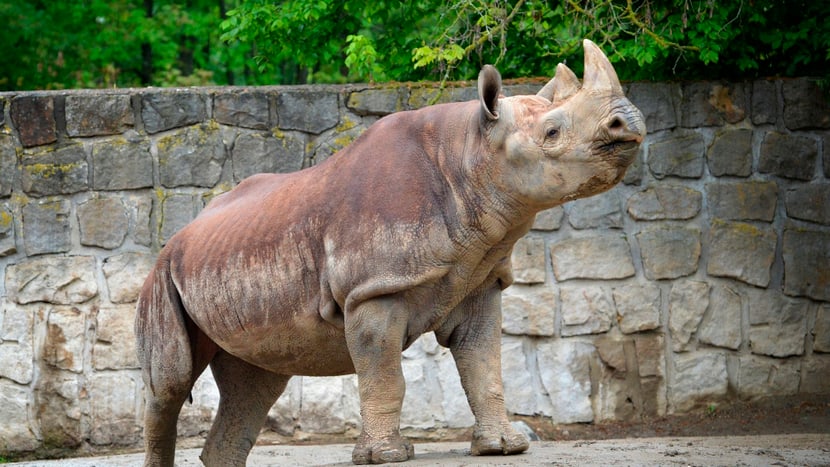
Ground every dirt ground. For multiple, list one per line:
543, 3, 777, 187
10, 434, 829, 466
244, 393, 830, 447
5, 394, 830, 466
519, 393, 830, 442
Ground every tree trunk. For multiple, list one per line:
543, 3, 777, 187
140, 0, 153, 85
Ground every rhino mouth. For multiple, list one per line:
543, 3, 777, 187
597, 139, 640, 166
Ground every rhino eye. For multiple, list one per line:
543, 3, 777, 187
546, 128, 559, 139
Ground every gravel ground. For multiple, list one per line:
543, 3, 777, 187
6, 434, 830, 467
6, 395, 829, 466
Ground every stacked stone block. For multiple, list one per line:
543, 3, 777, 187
0, 77, 828, 456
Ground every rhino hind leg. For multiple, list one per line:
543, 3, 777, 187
141, 345, 209, 467
142, 383, 193, 467
199, 351, 290, 467
137, 263, 210, 467
437, 284, 530, 457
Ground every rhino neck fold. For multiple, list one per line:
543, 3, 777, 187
425, 102, 535, 251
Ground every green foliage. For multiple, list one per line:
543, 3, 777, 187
218, 0, 447, 83
345, 34, 380, 82
219, 0, 346, 81
0, 0, 240, 90
0, 0, 827, 90
220, 0, 830, 83
412, 44, 465, 70
546, 0, 830, 81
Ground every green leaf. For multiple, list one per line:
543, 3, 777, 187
412, 46, 438, 69
439, 44, 465, 64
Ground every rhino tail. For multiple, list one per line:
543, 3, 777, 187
135, 255, 196, 400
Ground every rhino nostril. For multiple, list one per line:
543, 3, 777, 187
607, 113, 646, 142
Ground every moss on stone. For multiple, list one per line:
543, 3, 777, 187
24, 161, 82, 179
333, 134, 355, 149
0, 210, 12, 230
154, 188, 168, 204
335, 117, 358, 133
10, 193, 29, 208
203, 182, 234, 205
36, 199, 69, 214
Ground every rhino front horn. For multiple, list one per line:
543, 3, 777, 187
581, 39, 623, 94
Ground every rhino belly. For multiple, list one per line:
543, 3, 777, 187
222, 315, 356, 377
178, 262, 356, 377
190, 300, 355, 376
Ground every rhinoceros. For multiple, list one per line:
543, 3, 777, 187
136, 39, 645, 466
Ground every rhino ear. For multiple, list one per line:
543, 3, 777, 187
478, 64, 501, 121
582, 39, 623, 94
537, 63, 581, 104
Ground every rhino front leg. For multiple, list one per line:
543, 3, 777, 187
437, 284, 530, 456
345, 296, 414, 464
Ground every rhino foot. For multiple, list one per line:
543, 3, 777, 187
471, 423, 530, 456
352, 434, 414, 464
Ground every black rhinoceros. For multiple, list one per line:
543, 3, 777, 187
136, 39, 645, 466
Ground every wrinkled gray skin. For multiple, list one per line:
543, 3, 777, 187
135, 40, 645, 466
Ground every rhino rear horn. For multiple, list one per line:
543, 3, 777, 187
537, 63, 581, 104
582, 39, 623, 94
478, 64, 501, 121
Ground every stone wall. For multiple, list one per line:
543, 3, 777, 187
1, 78, 829, 456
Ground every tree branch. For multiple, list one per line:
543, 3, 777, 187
430, 0, 527, 103
463, 0, 527, 57
624, 0, 699, 51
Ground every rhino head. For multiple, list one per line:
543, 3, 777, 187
477, 39, 645, 211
